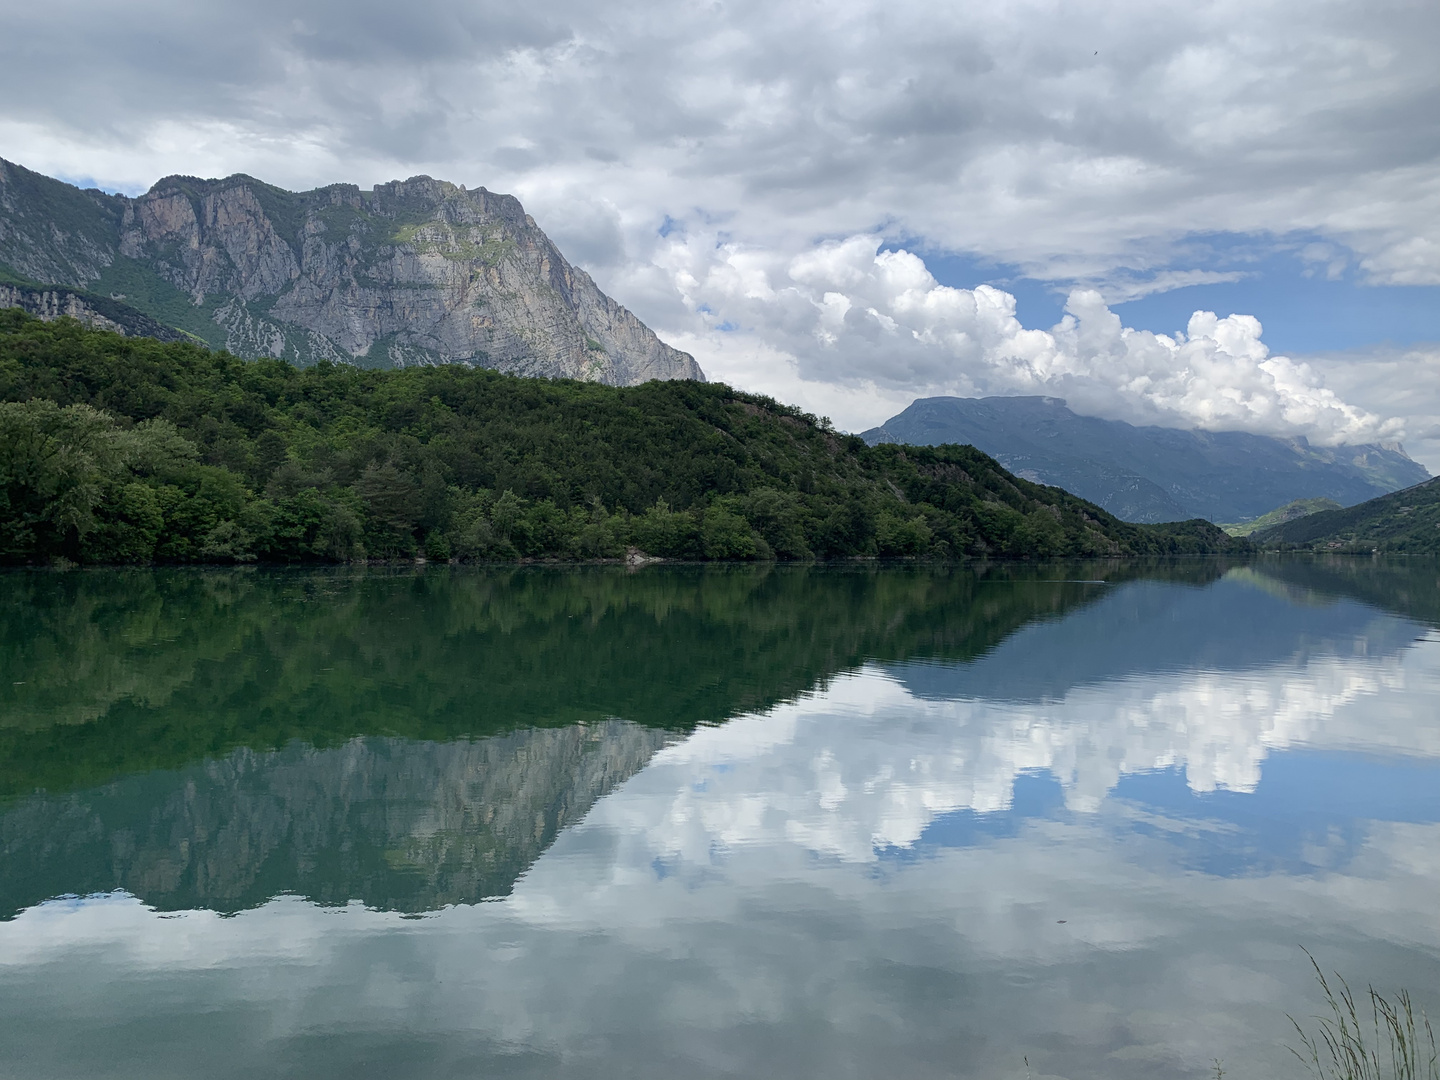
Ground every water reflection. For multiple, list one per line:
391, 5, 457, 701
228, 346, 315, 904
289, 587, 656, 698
2, 559, 1439, 1080
0, 722, 668, 915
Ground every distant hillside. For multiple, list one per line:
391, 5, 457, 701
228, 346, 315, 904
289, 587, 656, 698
0, 157, 701, 384
862, 396, 1428, 524
1220, 498, 1341, 537
1254, 477, 1440, 552
0, 311, 1244, 565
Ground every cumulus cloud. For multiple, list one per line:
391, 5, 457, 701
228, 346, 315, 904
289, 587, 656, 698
1, 0, 1437, 433
665, 233, 1398, 439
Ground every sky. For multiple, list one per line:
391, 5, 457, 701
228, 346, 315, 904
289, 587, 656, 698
3, 0, 1439, 462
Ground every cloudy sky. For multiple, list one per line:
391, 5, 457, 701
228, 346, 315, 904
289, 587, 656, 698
4, 0, 1439, 459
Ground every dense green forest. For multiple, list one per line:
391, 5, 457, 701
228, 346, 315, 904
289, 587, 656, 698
0, 310, 1243, 564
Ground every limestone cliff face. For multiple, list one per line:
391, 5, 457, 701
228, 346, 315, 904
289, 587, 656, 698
0, 283, 186, 341
0, 158, 703, 384
0, 721, 671, 915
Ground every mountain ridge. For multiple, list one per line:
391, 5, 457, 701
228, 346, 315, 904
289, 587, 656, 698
0, 158, 702, 384
862, 395, 1428, 524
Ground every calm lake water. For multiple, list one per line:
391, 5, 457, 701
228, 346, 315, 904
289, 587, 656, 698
2, 559, 1440, 1079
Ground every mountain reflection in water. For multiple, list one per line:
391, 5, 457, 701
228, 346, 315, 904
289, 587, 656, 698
0, 561, 1171, 915
1, 558, 1439, 1080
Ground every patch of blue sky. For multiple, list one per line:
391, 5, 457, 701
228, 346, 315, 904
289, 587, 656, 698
899, 232, 1440, 355
875, 750, 1440, 879
53, 173, 144, 197
876, 770, 1069, 864
1112, 751, 1440, 878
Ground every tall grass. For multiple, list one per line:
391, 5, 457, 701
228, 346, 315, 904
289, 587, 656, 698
1290, 953, 1439, 1080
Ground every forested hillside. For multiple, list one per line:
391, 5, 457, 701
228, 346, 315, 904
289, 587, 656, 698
0, 310, 1243, 564
1255, 477, 1440, 552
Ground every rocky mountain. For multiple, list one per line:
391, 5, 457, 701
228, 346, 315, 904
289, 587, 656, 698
862, 395, 1430, 524
0, 281, 187, 342
0, 157, 702, 384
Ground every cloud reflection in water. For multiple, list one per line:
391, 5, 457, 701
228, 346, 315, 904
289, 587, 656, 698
4, 570, 1440, 1080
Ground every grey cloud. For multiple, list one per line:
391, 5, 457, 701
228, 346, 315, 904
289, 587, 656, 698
282, 2, 565, 64
1304, 344, 1440, 469
7, 0, 1437, 257
3, 0, 1438, 432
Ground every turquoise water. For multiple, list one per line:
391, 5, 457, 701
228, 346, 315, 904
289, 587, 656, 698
2, 560, 1439, 1078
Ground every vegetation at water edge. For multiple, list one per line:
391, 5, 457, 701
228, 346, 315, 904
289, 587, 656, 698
1290, 954, 1439, 1080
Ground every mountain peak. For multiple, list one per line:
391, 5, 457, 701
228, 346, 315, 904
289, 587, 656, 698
864, 394, 1430, 523
0, 158, 702, 385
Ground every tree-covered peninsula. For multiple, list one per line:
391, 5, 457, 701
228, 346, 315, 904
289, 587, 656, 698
0, 310, 1243, 564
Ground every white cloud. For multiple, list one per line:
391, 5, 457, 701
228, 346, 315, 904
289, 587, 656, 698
2, 0, 1438, 435
665, 233, 1398, 439
1092, 269, 1252, 304
1303, 343, 1440, 470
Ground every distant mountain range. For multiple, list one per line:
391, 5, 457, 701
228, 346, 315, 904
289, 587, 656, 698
0, 158, 701, 384
862, 396, 1430, 524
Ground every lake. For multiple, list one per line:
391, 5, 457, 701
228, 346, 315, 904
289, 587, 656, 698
2, 559, 1439, 1079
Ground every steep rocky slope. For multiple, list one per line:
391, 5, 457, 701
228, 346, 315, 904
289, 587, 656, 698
0, 158, 701, 384
0, 282, 186, 342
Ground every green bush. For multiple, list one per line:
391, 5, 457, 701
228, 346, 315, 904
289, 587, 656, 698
701, 505, 758, 559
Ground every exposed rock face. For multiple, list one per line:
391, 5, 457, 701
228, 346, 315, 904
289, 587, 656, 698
0, 721, 671, 915
0, 158, 703, 384
0, 283, 186, 341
